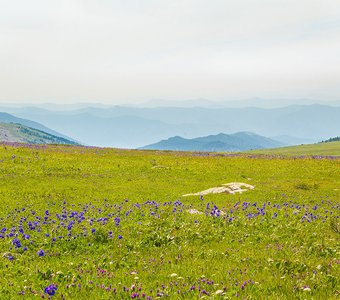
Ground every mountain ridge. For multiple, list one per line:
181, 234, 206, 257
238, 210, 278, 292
0, 123, 79, 145
0, 112, 78, 143
139, 132, 284, 152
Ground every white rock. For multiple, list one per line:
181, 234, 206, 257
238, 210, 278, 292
183, 182, 254, 197
215, 289, 224, 295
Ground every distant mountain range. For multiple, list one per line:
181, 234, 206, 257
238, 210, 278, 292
0, 123, 79, 145
0, 104, 339, 148
139, 132, 284, 152
3, 98, 339, 109
138, 98, 340, 108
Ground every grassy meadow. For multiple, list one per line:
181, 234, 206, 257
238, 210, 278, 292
0, 143, 339, 299
249, 141, 340, 156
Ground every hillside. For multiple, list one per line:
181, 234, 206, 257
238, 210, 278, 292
140, 132, 284, 151
248, 140, 340, 156
0, 123, 79, 145
321, 136, 340, 143
0, 112, 77, 142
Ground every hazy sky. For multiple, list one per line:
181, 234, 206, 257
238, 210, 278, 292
1, 0, 340, 104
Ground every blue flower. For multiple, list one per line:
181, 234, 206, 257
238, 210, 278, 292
12, 238, 22, 248
44, 284, 57, 296
37, 249, 45, 257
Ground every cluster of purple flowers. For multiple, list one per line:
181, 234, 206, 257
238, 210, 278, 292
0, 197, 338, 259
12, 238, 22, 248
44, 284, 57, 296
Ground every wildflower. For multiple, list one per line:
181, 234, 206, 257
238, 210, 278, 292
37, 249, 45, 257
8, 255, 14, 261
114, 217, 121, 226
12, 238, 22, 248
44, 284, 57, 296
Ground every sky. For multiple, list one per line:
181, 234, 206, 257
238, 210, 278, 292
1, 0, 340, 105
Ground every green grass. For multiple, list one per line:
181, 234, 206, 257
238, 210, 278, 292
0, 144, 339, 299
248, 141, 340, 156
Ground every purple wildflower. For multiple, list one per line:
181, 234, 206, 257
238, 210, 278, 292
44, 284, 57, 296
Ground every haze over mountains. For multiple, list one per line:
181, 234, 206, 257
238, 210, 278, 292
137, 98, 340, 109
1, 103, 338, 148
2, 98, 340, 109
